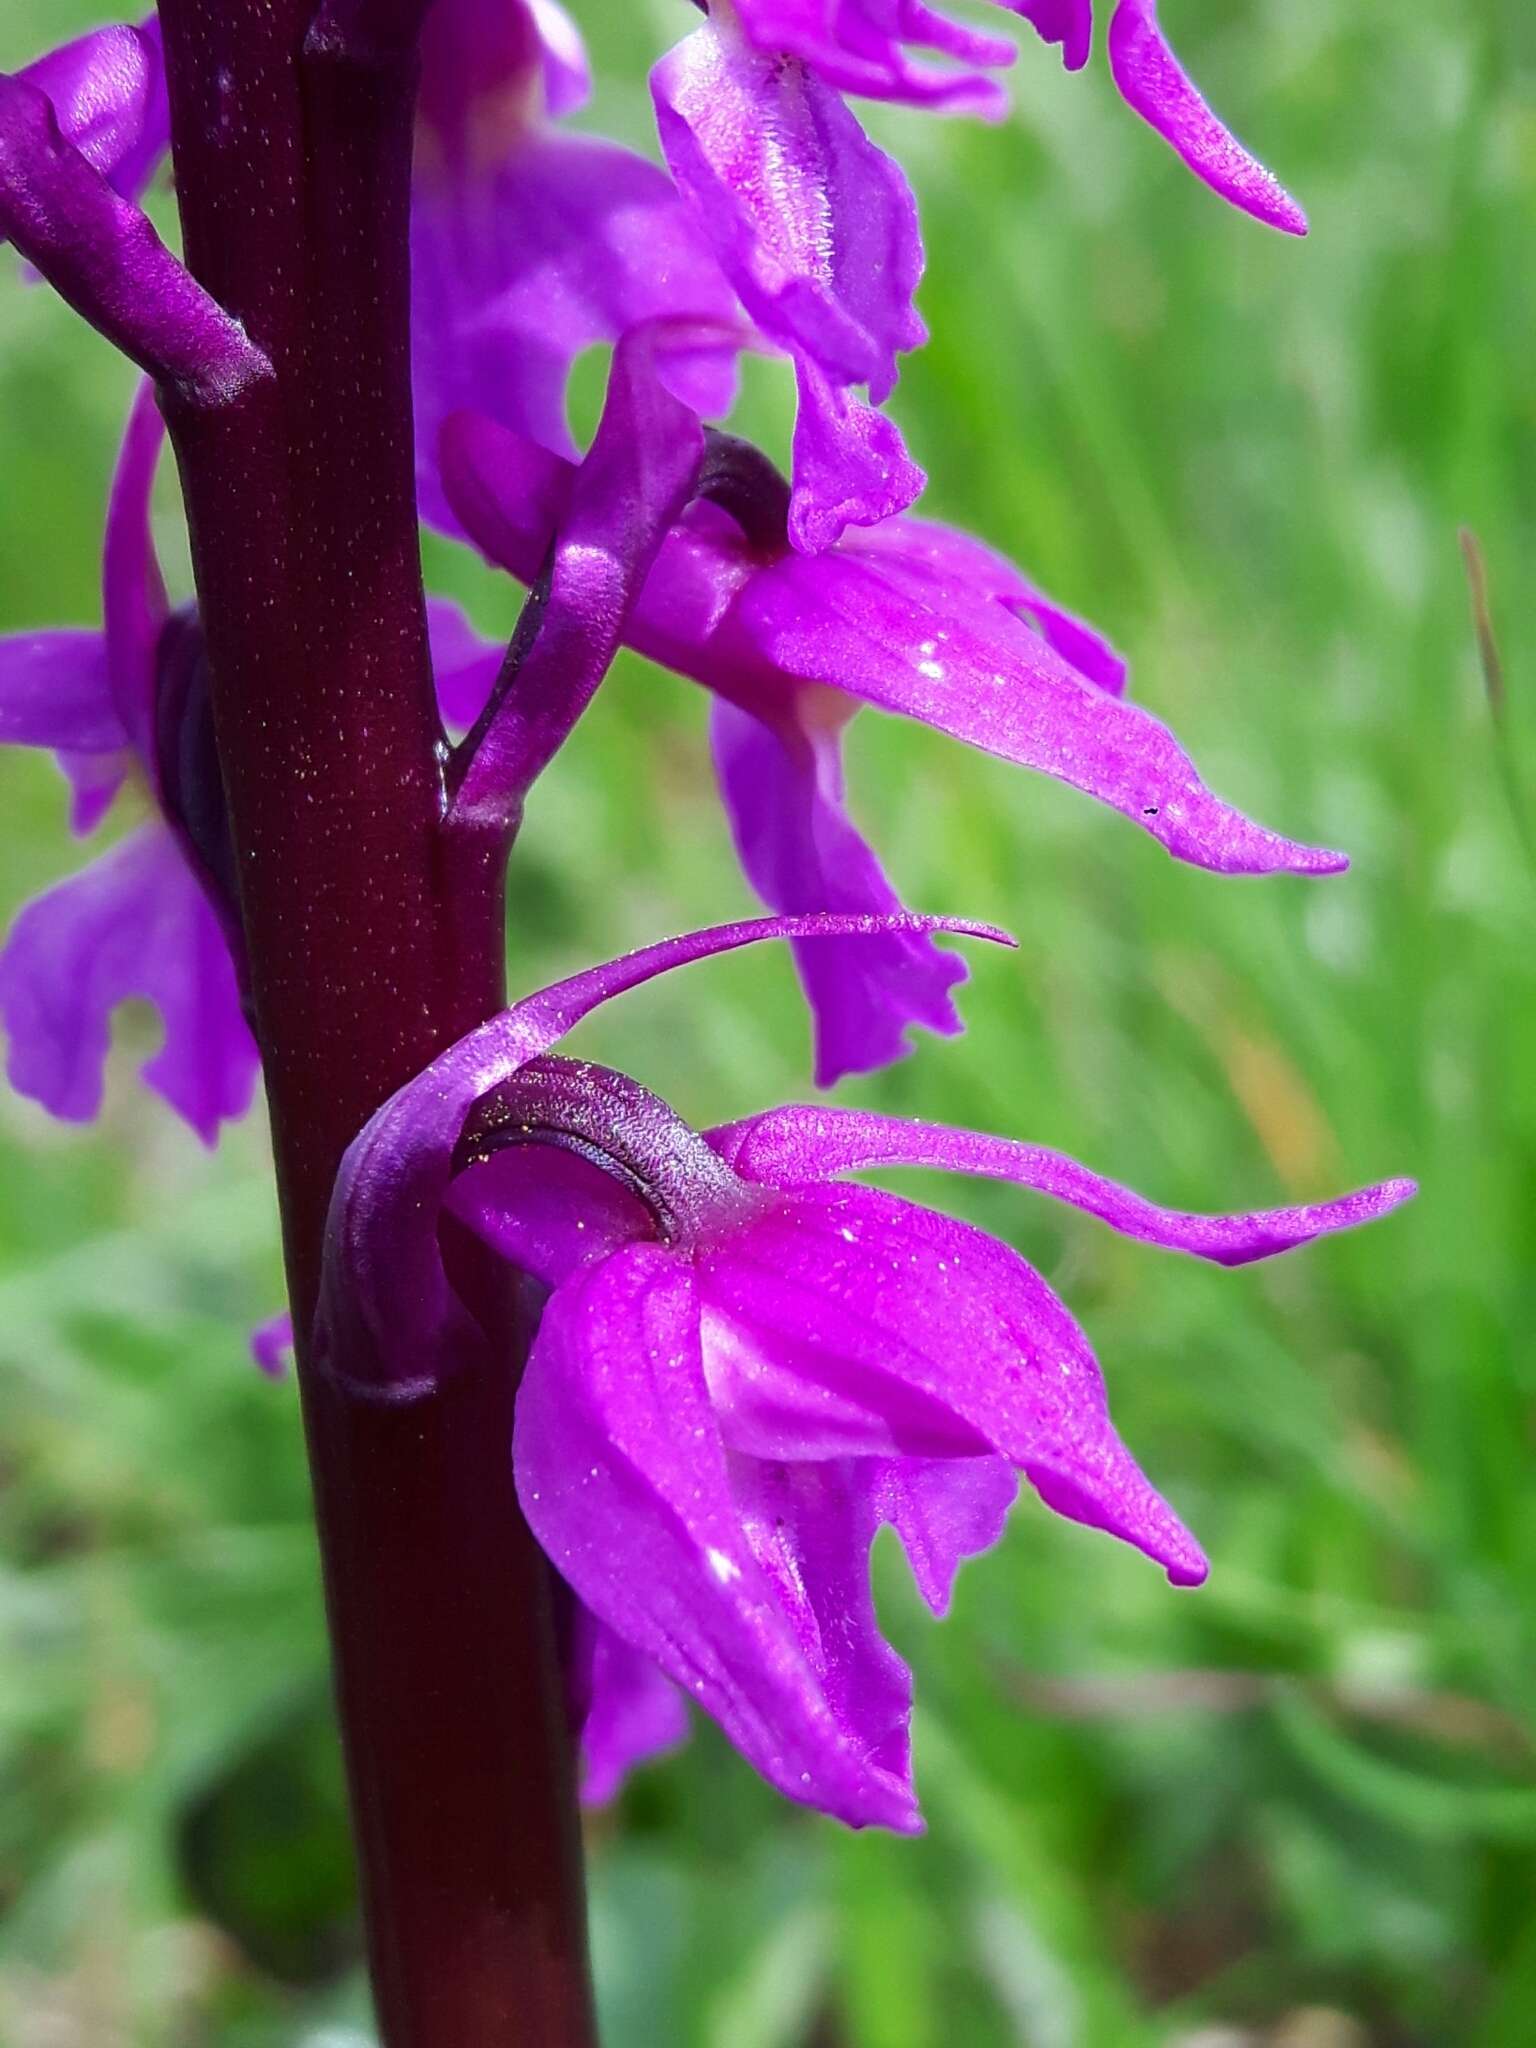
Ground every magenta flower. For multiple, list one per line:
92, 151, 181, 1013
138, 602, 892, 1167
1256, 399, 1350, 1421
443, 387, 1339, 1083
317, 913, 1413, 1822
0, 384, 257, 1142
645, 0, 1303, 556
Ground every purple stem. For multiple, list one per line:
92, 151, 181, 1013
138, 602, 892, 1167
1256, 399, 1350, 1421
154, 3, 596, 2041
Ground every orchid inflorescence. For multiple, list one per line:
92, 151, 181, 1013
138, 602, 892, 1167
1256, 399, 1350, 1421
1, 0, 1409, 1834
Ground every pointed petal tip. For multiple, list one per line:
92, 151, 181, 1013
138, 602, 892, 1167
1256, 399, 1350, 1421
1300, 844, 1348, 875
838, 1777, 924, 1835
813, 911, 1015, 952
1236, 185, 1309, 239
1211, 835, 1347, 879
948, 916, 1016, 950
1147, 1512, 1208, 1589
1236, 834, 1348, 878
1252, 184, 1309, 238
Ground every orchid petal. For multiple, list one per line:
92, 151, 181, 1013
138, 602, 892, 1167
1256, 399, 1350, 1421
1005, 0, 1093, 73
58, 750, 131, 837
0, 629, 124, 754
868, 1455, 1018, 1615
527, 0, 592, 119
652, 13, 926, 552
450, 322, 710, 821
101, 379, 168, 769
251, 1312, 295, 1380
1108, 0, 1306, 236
733, 539, 1345, 875
446, 1140, 653, 1293
0, 626, 128, 834
440, 410, 1318, 876
789, 362, 928, 555
711, 698, 965, 1085
711, 1106, 1417, 1264
438, 407, 572, 584
515, 1246, 921, 1828
732, 1454, 916, 1790
854, 515, 1129, 694
14, 17, 167, 206
697, 1182, 1208, 1584
0, 824, 258, 1143
732, 0, 1014, 114
572, 1609, 690, 1806
417, 0, 590, 154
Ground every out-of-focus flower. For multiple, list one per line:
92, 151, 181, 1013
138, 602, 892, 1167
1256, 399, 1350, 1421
316, 914, 1413, 1820
0, 386, 503, 1140
0, 385, 257, 1141
250, 1310, 295, 1379
412, 0, 740, 535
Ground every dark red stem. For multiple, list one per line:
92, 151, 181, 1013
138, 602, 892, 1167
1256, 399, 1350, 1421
154, 4, 596, 2040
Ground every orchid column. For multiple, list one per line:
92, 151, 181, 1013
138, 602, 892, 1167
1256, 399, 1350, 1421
157, 3, 596, 2040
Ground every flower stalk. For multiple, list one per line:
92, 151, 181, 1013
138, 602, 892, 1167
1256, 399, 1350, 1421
154, 2, 596, 2039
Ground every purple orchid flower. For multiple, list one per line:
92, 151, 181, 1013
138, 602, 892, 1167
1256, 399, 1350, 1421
316, 911, 1413, 1821
0, 383, 258, 1142
411, 0, 741, 536
442, 388, 1339, 1085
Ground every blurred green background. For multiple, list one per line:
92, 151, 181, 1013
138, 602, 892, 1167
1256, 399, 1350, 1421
3, 0, 1534, 2042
